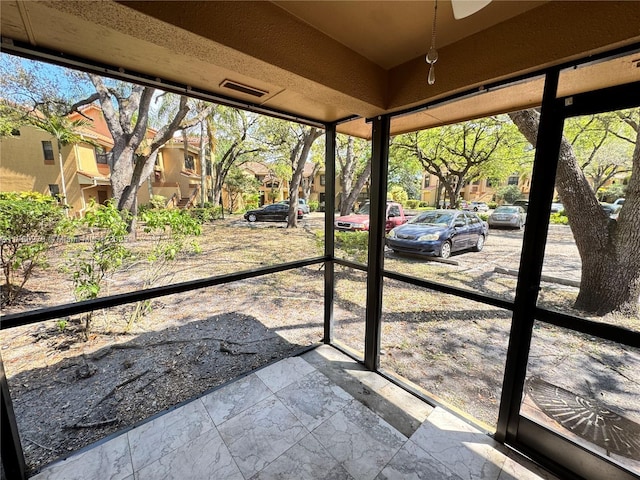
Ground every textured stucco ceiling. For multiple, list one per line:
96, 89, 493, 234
1, 1, 639, 138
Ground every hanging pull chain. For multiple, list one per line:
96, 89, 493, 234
426, 0, 439, 85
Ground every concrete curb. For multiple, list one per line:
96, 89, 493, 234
494, 266, 580, 288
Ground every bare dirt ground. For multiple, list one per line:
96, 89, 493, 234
2, 213, 639, 476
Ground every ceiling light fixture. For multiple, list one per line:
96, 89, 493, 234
425, 0, 439, 85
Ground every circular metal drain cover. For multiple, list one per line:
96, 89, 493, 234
526, 376, 640, 459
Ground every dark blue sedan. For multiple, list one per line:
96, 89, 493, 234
386, 210, 488, 259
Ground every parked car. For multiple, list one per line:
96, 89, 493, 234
335, 201, 408, 233
513, 199, 529, 212
612, 198, 625, 207
244, 203, 303, 222
488, 205, 526, 229
464, 201, 489, 212
386, 210, 488, 259
600, 202, 621, 219
277, 198, 310, 215
550, 202, 564, 213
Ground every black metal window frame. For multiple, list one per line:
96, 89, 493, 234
41, 140, 54, 162
1, 39, 640, 480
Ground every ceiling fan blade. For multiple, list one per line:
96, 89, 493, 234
451, 0, 493, 19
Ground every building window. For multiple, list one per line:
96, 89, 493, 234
423, 175, 430, 188
11, 129, 20, 136
507, 174, 519, 186
42, 141, 54, 163
185, 155, 195, 171
48, 184, 60, 198
320, 174, 326, 186
96, 152, 109, 164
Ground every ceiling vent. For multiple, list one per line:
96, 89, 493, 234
220, 79, 268, 98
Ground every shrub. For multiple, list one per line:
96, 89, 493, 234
405, 199, 420, 209
68, 201, 131, 337
388, 186, 408, 204
478, 213, 489, 222
550, 212, 569, 225
334, 231, 369, 263
308, 200, 319, 212
128, 207, 202, 329
488, 202, 498, 209
418, 201, 430, 208
0, 192, 71, 304
149, 195, 167, 209
495, 185, 523, 204
188, 206, 222, 223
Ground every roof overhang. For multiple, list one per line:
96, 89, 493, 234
1, 1, 639, 138
77, 171, 110, 186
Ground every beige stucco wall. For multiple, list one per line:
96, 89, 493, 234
0, 127, 84, 213
1, 127, 59, 193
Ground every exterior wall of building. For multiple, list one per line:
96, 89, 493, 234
420, 172, 533, 207
1, 127, 61, 194
0, 127, 86, 214
75, 143, 101, 175
152, 145, 202, 202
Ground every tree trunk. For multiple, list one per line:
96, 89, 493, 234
339, 137, 356, 215
342, 158, 372, 215
200, 122, 207, 207
302, 162, 321, 201
510, 109, 640, 315
287, 128, 322, 227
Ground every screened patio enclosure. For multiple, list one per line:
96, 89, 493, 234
2, 2, 640, 479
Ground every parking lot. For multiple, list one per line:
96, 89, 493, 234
277, 212, 582, 285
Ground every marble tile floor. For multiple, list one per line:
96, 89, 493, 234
30, 345, 559, 480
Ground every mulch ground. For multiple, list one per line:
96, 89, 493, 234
2, 214, 638, 475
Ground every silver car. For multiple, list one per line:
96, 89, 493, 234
488, 205, 526, 229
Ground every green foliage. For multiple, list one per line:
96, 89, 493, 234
243, 193, 260, 211
127, 207, 203, 329
550, 212, 569, 225
597, 183, 626, 203
488, 202, 498, 209
418, 201, 430, 208
0, 103, 25, 138
67, 201, 131, 337
148, 195, 167, 209
388, 186, 408, 204
392, 116, 532, 208
564, 111, 635, 192
226, 166, 261, 213
186, 207, 221, 224
139, 208, 202, 235
0, 192, 70, 304
308, 200, 319, 212
478, 213, 489, 222
495, 185, 523, 204
334, 231, 369, 263
405, 199, 420, 209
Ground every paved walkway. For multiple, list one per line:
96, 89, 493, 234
31, 345, 558, 480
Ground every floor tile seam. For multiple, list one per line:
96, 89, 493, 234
247, 429, 317, 479
404, 437, 466, 479
213, 391, 278, 431
274, 377, 358, 433
307, 429, 353, 476
124, 432, 136, 478
304, 398, 405, 477
126, 397, 217, 473
216, 394, 313, 479
215, 420, 250, 480
201, 375, 273, 427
